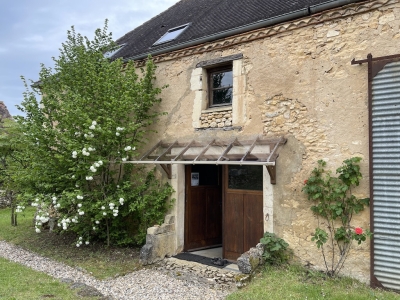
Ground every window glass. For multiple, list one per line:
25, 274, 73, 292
210, 69, 233, 106
153, 24, 189, 45
228, 165, 263, 190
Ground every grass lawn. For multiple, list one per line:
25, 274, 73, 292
228, 264, 400, 300
0, 257, 99, 300
0, 207, 141, 279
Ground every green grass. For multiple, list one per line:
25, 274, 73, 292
228, 264, 400, 300
0, 207, 141, 279
0, 257, 99, 300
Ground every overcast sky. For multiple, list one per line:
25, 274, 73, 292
0, 0, 180, 116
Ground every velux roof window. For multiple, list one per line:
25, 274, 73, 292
104, 44, 126, 58
153, 23, 190, 46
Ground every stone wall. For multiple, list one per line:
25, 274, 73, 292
137, 0, 400, 283
200, 109, 232, 128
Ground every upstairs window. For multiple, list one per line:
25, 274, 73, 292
153, 24, 189, 46
209, 66, 233, 107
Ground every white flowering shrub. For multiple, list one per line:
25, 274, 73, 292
14, 22, 173, 246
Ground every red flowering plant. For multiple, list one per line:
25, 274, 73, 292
302, 157, 372, 277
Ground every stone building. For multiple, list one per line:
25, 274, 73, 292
111, 0, 400, 290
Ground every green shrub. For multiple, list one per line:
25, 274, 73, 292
260, 232, 291, 265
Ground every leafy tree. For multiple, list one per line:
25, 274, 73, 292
302, 157, 371, 276
0, 118, 30, 226
15, 21, 173, 246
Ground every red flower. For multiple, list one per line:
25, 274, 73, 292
304, 180, 308, 185
355, 227, 363, 235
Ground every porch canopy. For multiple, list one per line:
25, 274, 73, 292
127, 136, 287, 184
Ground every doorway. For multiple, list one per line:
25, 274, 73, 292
184, 165, 222, 250
184, 164, 264, 260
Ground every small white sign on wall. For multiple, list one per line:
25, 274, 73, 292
191, 172, 199, 186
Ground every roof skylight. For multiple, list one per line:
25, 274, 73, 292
104, 43, 126, 58
153, 23, 190, 46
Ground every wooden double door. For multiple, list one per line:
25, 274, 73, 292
185, 165, 264, 260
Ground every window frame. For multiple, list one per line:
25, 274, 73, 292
208, 65, 233, 108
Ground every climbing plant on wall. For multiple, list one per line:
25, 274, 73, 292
302, 157, 372, 276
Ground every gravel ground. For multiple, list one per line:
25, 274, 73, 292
0, 240, 229, 299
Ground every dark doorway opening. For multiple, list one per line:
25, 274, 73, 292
184, 165, 222, 251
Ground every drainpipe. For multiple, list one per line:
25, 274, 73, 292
124, 0, 365, 62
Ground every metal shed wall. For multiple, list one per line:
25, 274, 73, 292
372, 61, 400, 290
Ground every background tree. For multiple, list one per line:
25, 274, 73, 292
0, 117, 30, 226
15, 21, 173, 246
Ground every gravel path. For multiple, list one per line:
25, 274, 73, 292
0, 240, 229, 299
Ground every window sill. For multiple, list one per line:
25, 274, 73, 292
202, 106, 232, 113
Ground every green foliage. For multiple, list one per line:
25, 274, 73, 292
260, 232, 291, 265
303, 157, 372, 276
12, 21, 173, 246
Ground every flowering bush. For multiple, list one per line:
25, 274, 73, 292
302, 157, 372, 276
13, 21, 173, 246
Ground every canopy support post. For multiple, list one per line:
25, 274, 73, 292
266, 164, 276, 185
160, 164, 172, 179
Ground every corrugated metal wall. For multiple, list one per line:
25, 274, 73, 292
372, 61, 400, 291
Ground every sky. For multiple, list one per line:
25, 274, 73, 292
0, 0, 180, 117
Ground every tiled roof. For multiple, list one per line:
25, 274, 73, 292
113, 0, 359, 60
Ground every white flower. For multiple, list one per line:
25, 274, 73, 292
84, 134, 88, 138
56, 203, 61, 208
124, 146, 132, 151
113, 214, 118, 217
78, 203, 82, 208
122, 157, 127, 162
85, 241, 89, 245
116, 132, 120, 136
88, 147, 95, 152
117, 185, 120, 188
89, 125, 95, 130
77, 195, 83, 200
79, 211, 84, 215
72, 151, 78, 158
86, 176, 93, 181
35, 228, 41, 233
119, 197, 124, 203
76, 243, 80, 247
35, 198, 39, 202
76, 184, 80, 187
98, 160, 103, 165
52, 196, 57, 201
95, 220, 100, 224
75, 132, 81, 136
109, 202, 115, 207
133, 147, 136, 150
90, 166, 97, 172
101, 206, 105, 210
94, 162, 100, 168
93, 226, 96, 230
103, 212, 107, 216
31, 202, 38, 207
72, 175, 75, 179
